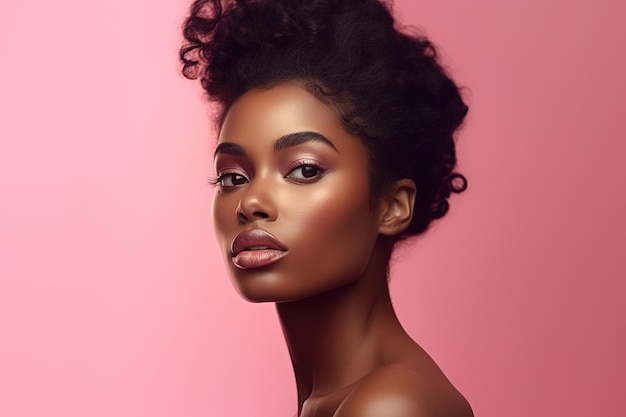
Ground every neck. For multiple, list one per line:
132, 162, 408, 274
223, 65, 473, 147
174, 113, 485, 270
275, 238, 411, 411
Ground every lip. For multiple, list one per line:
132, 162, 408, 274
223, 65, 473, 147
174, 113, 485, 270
231, 229, 288, 269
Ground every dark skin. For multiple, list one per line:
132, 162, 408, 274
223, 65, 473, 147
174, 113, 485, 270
212, 83, 473, 417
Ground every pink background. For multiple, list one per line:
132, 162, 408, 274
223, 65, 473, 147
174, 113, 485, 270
1, 0, 624, 416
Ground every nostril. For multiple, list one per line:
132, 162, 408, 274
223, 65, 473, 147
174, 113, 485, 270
237, 210, 248, 223
253, 212, 269, 219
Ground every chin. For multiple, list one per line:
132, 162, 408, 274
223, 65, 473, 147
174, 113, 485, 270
234, 286, 301, 304
232, 277, 310, 303
228, 270, 290, 303
231, 272, 358, 304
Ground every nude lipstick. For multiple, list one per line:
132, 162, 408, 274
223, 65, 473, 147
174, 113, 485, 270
231, 229, 288, 269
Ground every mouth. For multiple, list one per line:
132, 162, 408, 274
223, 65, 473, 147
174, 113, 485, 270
231, 229, 288, 269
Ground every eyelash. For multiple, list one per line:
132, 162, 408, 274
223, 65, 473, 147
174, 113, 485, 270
207, 170, 247, 189
209, 160, 327, 189
285, 160, 327, 183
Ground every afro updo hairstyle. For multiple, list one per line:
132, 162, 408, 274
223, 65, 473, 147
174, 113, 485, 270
180, 0, 469, 242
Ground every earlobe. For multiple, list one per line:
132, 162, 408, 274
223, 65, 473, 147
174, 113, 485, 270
378, 179, 416, 236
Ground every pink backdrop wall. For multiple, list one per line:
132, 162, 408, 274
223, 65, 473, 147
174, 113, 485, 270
1, 1, 624, 416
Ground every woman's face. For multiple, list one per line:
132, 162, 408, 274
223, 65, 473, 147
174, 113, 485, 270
212, 83, 383, 302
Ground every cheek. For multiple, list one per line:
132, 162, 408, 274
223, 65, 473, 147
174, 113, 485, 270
211, 192, 237, 252
282, 181, 379, 279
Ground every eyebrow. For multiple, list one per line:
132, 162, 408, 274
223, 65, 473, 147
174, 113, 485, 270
274, 131, 338, 152
214, 131, 338, 158
214, 142, 246, 158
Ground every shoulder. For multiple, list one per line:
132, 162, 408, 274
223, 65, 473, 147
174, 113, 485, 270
333, 365, 473, 417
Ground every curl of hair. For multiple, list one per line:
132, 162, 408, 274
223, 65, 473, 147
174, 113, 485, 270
180, 0, 469, 241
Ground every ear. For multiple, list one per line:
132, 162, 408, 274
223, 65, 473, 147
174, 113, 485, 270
377, 178, 416, 236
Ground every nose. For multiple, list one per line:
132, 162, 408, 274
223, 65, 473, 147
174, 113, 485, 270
236, 178, 278, 223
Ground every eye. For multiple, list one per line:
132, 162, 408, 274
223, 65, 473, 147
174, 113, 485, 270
285, 162, 326, 183
215, 172, 248, 188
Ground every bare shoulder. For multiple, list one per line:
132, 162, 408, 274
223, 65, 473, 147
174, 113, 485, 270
333, 364, 473, 417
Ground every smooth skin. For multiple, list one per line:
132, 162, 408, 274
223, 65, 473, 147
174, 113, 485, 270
211, 82, 473, 417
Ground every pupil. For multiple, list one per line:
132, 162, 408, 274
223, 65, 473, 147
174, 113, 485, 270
233, 174, 246, 185
302, 166, 317, 178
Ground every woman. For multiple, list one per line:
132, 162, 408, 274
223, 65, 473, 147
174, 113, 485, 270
181, 0, 472, 415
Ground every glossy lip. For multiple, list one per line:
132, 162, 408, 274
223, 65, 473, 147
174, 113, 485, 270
231, 229, 288, 269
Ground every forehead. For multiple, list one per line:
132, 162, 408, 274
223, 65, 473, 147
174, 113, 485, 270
218, 83, 359, 152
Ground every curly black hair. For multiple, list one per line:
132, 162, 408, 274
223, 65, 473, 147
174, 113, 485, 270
180, 0, 468, 241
